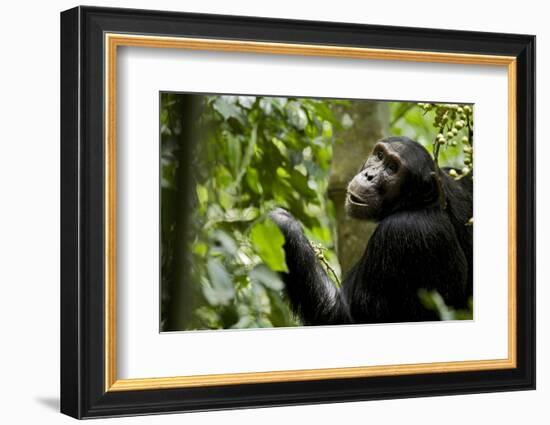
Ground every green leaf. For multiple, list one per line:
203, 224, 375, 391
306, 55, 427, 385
238, 96, 256, 109
294, 163, 307, 176
224, 132, 242, 176
231, 315, 254, 329
204, 258, 235, 305
222, 207, 259, 223
418, 289, 455, 320
286, 101, 308, 130
290, 169, 316, 197
233, 125, 257, 186
257, 317, 273, 328
210, 230, 237, 255
196, 184, 208, 207
259, 98, 273, 114
213, 97, 244, 124
250, 264, 284, 290
246, 168, 262, 194
192, 242, 208, 257
250, 220, 288, 272
276, 167, 291, 180
271, 137, 288, 156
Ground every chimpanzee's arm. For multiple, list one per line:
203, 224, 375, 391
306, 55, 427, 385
269, 208, 352, 325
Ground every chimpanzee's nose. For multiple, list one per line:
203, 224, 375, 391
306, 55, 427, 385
366, 174, 374, 181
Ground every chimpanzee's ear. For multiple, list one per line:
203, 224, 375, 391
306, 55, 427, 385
420, 172, 437, 204
427, 170, 447, 210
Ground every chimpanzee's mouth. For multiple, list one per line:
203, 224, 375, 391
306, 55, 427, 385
347, 192, 368, 206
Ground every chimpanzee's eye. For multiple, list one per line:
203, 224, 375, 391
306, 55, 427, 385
376, 150, 384, 160
388, 162, 398, 173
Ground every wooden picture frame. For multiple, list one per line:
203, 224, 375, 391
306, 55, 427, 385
60, 5, 535, 419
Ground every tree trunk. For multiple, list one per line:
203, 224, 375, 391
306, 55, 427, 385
165, 95, 201, 331
328, 101, 389, 276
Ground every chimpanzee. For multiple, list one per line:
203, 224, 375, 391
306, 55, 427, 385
269, 136, 473, 325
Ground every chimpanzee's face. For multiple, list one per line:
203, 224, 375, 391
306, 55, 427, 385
345, 141, 410, 221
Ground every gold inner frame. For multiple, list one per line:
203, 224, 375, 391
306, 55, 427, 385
104, 33, 518, 392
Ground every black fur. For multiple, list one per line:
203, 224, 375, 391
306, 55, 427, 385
270, 137, 473, 325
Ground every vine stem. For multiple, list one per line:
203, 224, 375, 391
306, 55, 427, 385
312, 242, 341, 287
432, 124, 448, 210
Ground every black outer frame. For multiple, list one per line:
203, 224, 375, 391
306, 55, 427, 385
60, 5, 536, 419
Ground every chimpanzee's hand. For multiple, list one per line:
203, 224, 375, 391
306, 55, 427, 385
268, 208, 305, 242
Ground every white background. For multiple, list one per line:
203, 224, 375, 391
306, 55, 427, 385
118, 47, 508, 378
0, 0, 545, 424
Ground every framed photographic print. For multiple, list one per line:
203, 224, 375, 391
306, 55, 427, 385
60, 6, 536, 419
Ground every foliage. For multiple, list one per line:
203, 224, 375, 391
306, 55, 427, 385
161, 94, 346, 330
418, 289, 473, 321
390, 102, 474, 176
